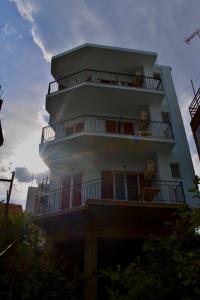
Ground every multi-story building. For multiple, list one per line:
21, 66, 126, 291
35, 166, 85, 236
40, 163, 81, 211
26, 187, 39, 213
0, 98, 3, 147
189, 87, 200, 159
26, 178, 49, 213
33, 44, 195, 300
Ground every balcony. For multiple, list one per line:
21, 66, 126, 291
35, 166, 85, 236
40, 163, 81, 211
34, 179, 185, 215
48, 69, 163, 95
41, 115, 174, 144
189, 87, 200, 118
0, 121, 3, 147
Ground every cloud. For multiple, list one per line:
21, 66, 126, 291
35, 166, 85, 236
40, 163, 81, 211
0, 83, 49, 203
10, 0, 38, 22
10, 0, 52, 61
10, 0, 119, 61
1, 23, 17, 35
31, 26, 52, 61
10, 0, 200, 76
15, 167, 33, 182
15, 167, 49, 183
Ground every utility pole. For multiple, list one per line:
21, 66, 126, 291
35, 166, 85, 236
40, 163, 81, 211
0, 171, 15, 232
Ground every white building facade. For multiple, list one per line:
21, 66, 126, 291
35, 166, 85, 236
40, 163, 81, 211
37, 44, 195, 214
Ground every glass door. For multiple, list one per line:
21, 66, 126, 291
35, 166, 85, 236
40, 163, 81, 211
101, 171, 139, 201
126, 174, 138, 200
114, 172, 139, 201
115, 173, 126, 200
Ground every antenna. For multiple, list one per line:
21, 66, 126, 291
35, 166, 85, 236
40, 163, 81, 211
185, 28, 200, 44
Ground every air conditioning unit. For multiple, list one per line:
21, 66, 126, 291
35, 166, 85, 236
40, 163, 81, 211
140, 110, 149, 121
144, 160, 156, 179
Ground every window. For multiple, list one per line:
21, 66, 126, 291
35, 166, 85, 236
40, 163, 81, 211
161, 112, 170, 123
170, 163, 181, 178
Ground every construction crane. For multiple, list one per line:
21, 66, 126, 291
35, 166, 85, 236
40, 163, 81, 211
185, 28, 200, 44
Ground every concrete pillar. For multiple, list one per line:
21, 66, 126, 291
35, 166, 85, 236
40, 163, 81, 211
84, 234, 97, 300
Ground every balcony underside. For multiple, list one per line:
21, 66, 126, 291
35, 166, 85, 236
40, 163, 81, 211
51, 44, 157, 78
32, 199, 180, 240
46, 83, 164, 121
40, 133, 175, 166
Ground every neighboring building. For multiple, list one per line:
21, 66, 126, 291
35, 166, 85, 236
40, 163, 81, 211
0, 203, 22, 216
33, 44, 195, 300
0, 99, 3, 147
26, 179, 49, 213
26, 187, 39, 213
189, 87, 200, 159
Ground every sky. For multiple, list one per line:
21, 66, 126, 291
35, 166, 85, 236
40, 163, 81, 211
0, 0, 200, 207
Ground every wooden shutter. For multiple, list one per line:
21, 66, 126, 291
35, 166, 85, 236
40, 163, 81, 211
72, 173, 82, 207
66, 126, 74, 136
61, 175, 71, 209
106, 120, 117, 133
101, 171, 114, 199
123, 122, 134, 135
75, 122, 84, 133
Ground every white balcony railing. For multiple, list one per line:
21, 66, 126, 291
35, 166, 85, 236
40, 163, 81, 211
35, 179, 185, 215
41, 115, 174, 144
48, 69, 163, 95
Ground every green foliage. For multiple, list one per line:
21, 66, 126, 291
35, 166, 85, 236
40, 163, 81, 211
0, 212, 82, 300
189, 175, 200, 199
102, 204, 200, 300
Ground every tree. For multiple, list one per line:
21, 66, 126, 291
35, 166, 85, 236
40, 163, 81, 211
189, 175, 200, 199
102, 204, 200, 300
0, 211, 82, 300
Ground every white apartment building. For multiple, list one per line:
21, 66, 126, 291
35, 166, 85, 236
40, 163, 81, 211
37, 43, 194, 213
33, 44, 196, 300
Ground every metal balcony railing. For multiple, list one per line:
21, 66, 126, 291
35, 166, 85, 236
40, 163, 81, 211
48, 69, 163, 95
189, 87, 200, 118
35, 179, 185, 215
41, 115, 174, 144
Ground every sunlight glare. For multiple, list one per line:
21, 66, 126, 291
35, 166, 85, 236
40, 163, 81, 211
13, 131, 48, 174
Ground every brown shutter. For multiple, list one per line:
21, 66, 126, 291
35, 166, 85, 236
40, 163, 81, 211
101, 171, 114, 199
61, 175, 71, 209
72, 173, 82, 207
75, 122, 84, 133
106, 120, 117, 133
123, 122, 134, 135
66, 126, 74, 136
